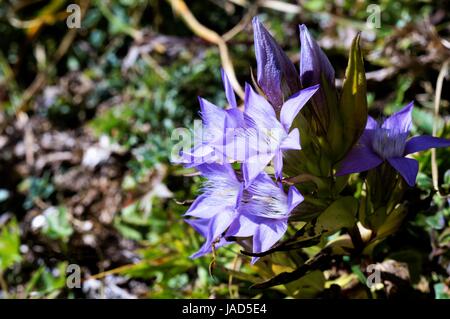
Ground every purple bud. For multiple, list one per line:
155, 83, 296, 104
299, 24, 336, 130
253, 17, 300, 109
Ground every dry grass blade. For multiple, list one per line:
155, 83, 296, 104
431, 59, 449, 192
166, 0, 244, 99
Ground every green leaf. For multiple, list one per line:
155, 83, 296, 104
0, 218, 21, 272
339, 33, 368, 153
42, 207, 73, 242
315, 196, 358, 234
434, 283, 450, 299
290, 270, 325, 298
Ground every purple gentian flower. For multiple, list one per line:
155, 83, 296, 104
226, 172, 304, 263
179, 70, 244, 166
336, 102, 450, 186
299, 24, 335, 127
253, 17, 301, 109
241, 83, 319, 187
185, 165, 303, 263
184, 163, 243, 258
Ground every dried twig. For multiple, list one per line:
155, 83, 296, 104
16, 0, 91, 114
166, 0, 244, 99
222, 3, 257, 42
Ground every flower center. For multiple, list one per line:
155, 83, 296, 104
371, 128, 407, 159
243, 184, 289, 220
203, 176, 240, 207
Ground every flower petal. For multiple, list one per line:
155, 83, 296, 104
387, 157, 419, 187
179, 144, 216, 166
336, 144, 383, 176
251, 220, 288, 264
382, 101, 414, 133
253, 17, 300, 108
184, 194, 218, 219
196, 162, 237, 181
225, 108, 244, 128
272, 149, 283, 180
190, 238, 230, 259
189, 210, 235, 258
287, 186, 304, 213
366, 116, 378, 129
280, 84, 319, 131
404, 135, 450, 155
198, 97, 227, 134
280, 128, 301, 151
221, 68, 237, 108
242, 152, 273, 188
244, 83, 278, 131
225, 213, 259, 238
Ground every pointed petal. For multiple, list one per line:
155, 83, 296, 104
198, 97, 226, 128
273, 150, 283, 180
184, 144, 214, 158
336, 144, 383, 176
287, 186, 304, 213
196, 162, 237, 181
251, 220, 288, 264
205, 211, 234, 247
190, 235, 231, 258
175, 143, 214, 166
280, 128, 301, 151
221, 68, 237, 108
252, 17, 300, 108
366, 116, 378, 129
382, 101, 414, 133
190, 210, 235, 258
185, 217, 209, 237
225, 108, 244, 128
226, 213, 259, 238
404, 135, 450, 155
244, 83, 278, 131
387, 157, 419, 187
184, 194, 218, 219
280, 84, 319, 130
243, 152, 273, 188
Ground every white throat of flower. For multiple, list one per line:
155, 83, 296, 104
243, 182, 289, 220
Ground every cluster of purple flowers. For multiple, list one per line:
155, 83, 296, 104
177, 17, 450, 262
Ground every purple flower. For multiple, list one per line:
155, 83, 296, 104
226, 172, 304, 263
336, 102, 450, 186
179, 70, 244, 166
185, 165, 303, 263
184, 163, 243, 258
299, 24, 336, 128
241, 83, 319, 187
253, 17, 301, 109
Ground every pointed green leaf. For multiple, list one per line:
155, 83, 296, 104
339, 33, 368, 153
